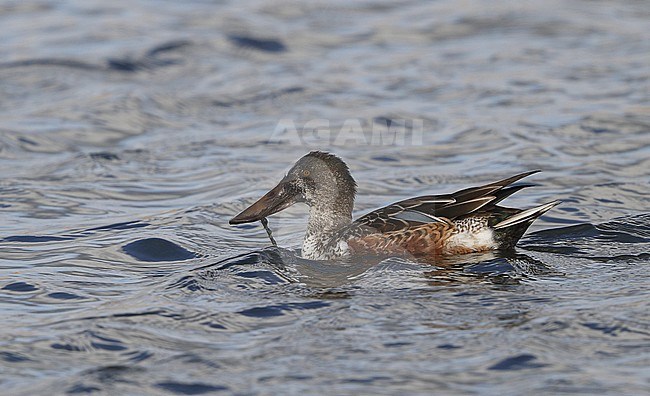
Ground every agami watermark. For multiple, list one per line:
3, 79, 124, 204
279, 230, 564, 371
269, 118, 425, 146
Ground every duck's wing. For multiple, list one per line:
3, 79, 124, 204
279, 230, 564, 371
351, 170, 540, 233
351, 194, 456, 233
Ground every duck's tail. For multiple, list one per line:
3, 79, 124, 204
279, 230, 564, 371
493, 200, 561, 249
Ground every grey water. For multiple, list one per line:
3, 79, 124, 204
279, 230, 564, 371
1, 0, 649, 395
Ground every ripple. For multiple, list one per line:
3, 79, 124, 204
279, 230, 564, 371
227, 35, 287, 53
488, 354, 549, 371
1, 0, 648, 394
122, 238, 197, 262
2, 282, 39, 292
237, 301, 330, 318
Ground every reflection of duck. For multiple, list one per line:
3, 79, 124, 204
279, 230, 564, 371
422, 251, 559, 285
230, 151, 559, 260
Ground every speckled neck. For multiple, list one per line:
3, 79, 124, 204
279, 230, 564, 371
300, 154, 356, 259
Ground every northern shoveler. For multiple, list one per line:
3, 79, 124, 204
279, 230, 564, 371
230, 151, 559, 260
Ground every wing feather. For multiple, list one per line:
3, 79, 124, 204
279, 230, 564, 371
350, 171, 540, 234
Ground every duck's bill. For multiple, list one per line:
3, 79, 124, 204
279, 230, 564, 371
229, 183, 293, 225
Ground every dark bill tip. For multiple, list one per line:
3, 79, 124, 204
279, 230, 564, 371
229, 212, 257, 225
229, 182, 292, 225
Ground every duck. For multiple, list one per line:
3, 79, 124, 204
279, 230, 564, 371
230, 151, 559, 261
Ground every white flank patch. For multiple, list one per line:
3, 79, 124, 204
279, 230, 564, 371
446, 228, 497, 251
336, 240, 349, 256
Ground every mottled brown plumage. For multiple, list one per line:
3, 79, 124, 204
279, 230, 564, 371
349, 222, 453, 257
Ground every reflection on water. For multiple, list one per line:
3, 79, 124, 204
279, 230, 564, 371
1, 0, 649, 394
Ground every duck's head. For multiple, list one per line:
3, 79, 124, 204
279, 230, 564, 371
229, 151, 356, 225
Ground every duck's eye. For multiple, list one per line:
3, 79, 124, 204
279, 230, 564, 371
302, 170, 310, 177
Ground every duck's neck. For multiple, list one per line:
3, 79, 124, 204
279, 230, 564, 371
302, 201, 353, 260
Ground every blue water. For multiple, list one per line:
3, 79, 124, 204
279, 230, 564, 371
1, 1, 649, 394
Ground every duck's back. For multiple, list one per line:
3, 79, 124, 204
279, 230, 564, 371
342, 171, 559, 259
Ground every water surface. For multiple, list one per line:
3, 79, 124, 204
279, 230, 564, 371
1, 0, 649, 394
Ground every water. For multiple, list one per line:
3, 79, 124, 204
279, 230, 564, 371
1, 0, 649, 394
